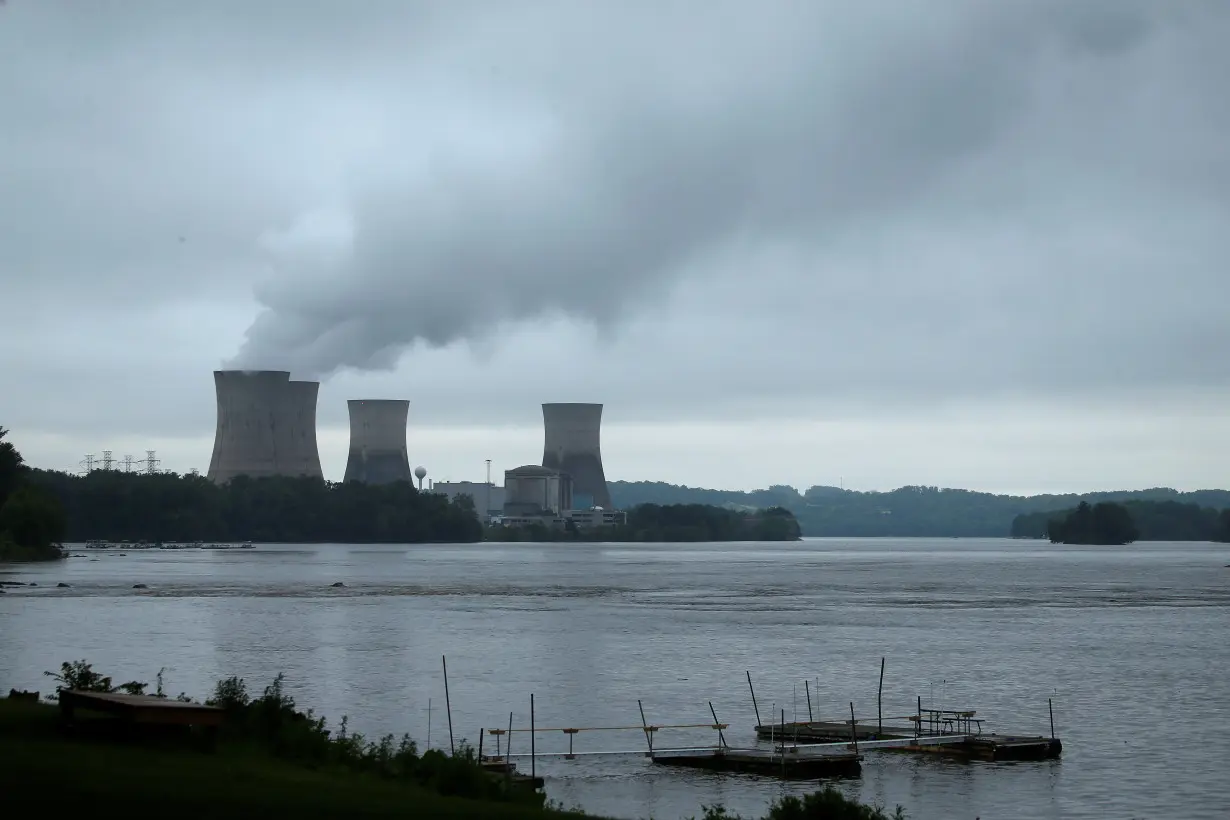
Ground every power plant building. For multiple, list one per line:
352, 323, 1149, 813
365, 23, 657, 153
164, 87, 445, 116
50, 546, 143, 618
503, 465, 571, 517
541, 402, 610, 509
343, 400, 412, 485
207, 370, 324, 483
434, 481, 505, 518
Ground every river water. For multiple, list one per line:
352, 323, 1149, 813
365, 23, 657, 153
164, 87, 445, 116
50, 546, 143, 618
2, 539, 1228, 819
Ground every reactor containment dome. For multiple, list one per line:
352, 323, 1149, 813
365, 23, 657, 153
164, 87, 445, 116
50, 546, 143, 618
207, 370, 324, 484
343, 399, 412, 485
541, 402, 611, 509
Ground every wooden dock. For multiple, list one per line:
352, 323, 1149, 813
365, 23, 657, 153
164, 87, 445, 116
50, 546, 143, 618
756, 719, 1062, 762
651, 747, 861, 779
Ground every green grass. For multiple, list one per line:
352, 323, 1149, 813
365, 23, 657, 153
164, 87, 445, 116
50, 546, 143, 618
0, 699, 591, 819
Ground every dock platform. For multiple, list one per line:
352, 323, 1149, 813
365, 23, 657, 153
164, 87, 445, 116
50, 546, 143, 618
756, 719, 1061, 762
652, 748, 861, 779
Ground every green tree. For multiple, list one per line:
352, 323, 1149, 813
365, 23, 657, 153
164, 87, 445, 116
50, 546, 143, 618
0, 484, 67, 549
1216, 509, 1230, 543
1047, 501, 1139, 545
0, 426, 25, 509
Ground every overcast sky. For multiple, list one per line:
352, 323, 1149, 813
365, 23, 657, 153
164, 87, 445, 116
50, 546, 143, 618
2, 0, 1227, 495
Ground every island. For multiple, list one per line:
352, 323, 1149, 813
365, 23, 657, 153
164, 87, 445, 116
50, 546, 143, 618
1040, 501, 1140, 545
1013, 500, 1230, 543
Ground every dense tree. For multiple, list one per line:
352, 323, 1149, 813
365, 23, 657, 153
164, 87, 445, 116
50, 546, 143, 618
1217, 509, 1230, 544
0, 428, 67, 559
1045, 501, 1140, 545
24, 468, 483, 544
0, 485, 67, 549
611, 480, 1230, 538
1014, 500, 1226, 541
0, 426, 25, 509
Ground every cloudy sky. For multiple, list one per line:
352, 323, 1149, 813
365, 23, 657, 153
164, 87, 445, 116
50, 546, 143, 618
2, 0, 1227, 495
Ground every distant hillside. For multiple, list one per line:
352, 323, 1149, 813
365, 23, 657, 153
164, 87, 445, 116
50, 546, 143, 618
608, 481, 1230, 538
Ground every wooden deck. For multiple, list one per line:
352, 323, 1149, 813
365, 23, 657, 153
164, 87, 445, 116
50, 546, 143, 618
59, 690, 225, 729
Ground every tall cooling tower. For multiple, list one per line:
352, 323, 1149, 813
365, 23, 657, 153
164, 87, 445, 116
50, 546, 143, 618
541, 402, 611, 509
343, 400, 411, 485
282, 380, 324, 480
207, 370, 324, 483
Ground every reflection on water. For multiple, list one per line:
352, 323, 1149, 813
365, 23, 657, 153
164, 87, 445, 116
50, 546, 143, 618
3, 538, 1229, 819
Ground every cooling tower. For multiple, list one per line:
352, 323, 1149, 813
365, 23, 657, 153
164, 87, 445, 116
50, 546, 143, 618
206, 370, 324, 483
541, 402, 611, 509
343, 400, 411, 485
282, 380, 325, 480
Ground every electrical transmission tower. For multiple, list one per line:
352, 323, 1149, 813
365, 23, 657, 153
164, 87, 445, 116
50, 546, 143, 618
139, 450, 160, 475
101, 450, 114, 471
189, 468, 200, 477
81, 454, 97, 474
123, 455, 134, 472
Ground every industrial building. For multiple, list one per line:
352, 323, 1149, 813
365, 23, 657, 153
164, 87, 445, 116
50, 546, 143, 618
343, 399, 412, 485
503, 465, 572, 517
541, 402, 611, 509
207, 370, 324, 483
433, 481, 505, 518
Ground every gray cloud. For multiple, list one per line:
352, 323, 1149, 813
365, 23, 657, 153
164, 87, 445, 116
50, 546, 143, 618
1, 0, 1228, 454
207, 0, 1230, 382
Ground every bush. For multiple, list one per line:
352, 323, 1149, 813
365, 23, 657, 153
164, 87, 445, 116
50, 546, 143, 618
46, 661, 530, 806
696, 785, 906, 820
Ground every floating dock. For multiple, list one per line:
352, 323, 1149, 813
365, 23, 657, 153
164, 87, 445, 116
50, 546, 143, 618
651, 747, 861, 779
756, 714, 1062, 762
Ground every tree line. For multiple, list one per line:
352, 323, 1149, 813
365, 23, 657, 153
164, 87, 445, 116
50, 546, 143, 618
1, 427, 67, 559
489, 503, 802, 543
1013, 499, 1230, 543
25, 468, 483, 544
610, 480, 1230, 538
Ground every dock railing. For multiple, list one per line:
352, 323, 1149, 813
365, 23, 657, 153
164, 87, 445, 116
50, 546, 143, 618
481, 698, 731, 763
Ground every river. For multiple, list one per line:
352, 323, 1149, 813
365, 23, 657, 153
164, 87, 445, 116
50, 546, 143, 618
2, 538, 1228, 819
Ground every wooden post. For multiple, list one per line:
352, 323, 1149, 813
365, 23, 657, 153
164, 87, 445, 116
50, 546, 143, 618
781, 708, 787, 779
530, 694, 536, 781
427, 697, 432, 750
878, 657, 885, 735
478, 728, 484, 761
506, 712, 513, 790
804, 679, 813, 723
1048, 698, 1055, 740
638, 699, 654, 758
746, 671, 762, 727
709, 701, 726, 749
442, 656, 455, 756
916, 695, 922, 739
850, 702, 859, 755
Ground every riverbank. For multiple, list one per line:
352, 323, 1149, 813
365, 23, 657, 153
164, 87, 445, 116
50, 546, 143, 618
0, 696, 583, 820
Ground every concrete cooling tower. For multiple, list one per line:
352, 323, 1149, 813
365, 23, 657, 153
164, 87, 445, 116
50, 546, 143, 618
541, 402, 611, 509
206, 370, 324, 483
343, 400, 412, 485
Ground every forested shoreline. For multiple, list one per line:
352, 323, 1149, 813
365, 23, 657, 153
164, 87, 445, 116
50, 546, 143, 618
1012, 499, 1230, 542
610, 481, 1230, 538
25, 469, 484, 544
